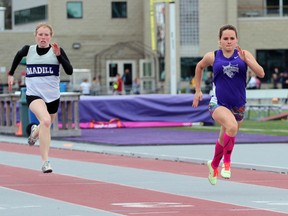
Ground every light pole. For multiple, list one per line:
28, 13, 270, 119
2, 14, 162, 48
150, 0, 177, 95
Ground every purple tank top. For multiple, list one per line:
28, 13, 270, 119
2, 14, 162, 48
212, 49, 247, 108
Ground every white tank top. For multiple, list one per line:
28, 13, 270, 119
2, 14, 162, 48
25, 45, 60, 103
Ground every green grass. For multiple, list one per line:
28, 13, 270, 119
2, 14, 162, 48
167, 110, 288, 136
185, 120, 288, 136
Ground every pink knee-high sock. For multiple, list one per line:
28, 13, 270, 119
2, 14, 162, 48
223, 133, 235, 164
211, 141, 223, 169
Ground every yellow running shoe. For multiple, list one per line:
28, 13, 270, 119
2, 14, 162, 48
207, 160, 218, 185
221, 163, 231, 179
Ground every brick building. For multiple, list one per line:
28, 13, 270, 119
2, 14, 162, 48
0, 0, 288, 94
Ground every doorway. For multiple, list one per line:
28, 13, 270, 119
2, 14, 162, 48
106, 60, 136, 95
140, 59, 155, 94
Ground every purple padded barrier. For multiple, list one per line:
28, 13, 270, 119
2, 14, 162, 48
78, 94, 214, 124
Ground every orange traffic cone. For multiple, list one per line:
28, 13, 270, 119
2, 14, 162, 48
16, 121, 23, 136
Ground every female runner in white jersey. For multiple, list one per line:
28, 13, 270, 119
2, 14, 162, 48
8, 23, 73, 173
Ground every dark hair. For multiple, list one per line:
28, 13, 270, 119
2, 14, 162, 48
219, 24, 238, 39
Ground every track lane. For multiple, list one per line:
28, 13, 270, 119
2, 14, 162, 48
1, 142, 288, 215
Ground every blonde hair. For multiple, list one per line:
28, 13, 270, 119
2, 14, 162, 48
34, 23, 54, 36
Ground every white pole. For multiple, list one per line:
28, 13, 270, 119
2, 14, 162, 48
0, 7, 6, 31
169, 2, 176, 94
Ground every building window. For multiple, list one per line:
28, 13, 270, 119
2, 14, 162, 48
238, 0, 288, 17
67, 2, 83, 19
112, 2, 127, 18
180, 57, 201, 81
267, 0, 280, 14
14, 5, 47, 25
109, 63, 118, 77
284, 0, 288, 15
256, 49, 288, 83
179, 0, 199, 45
266, 0, 288, 16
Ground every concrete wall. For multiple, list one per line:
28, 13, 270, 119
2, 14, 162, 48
12, 0, 48, 31
198, 0, 238, 56
238, 18, 288, 55
48, 0, 144, 37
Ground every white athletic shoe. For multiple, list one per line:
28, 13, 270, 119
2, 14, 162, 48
28, 124, 39, 146
42, 161, 53, 173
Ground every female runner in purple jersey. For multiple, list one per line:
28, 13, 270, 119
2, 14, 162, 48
192, 24, 265, 185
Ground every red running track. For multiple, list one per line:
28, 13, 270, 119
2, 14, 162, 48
0, 142, 288, 216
